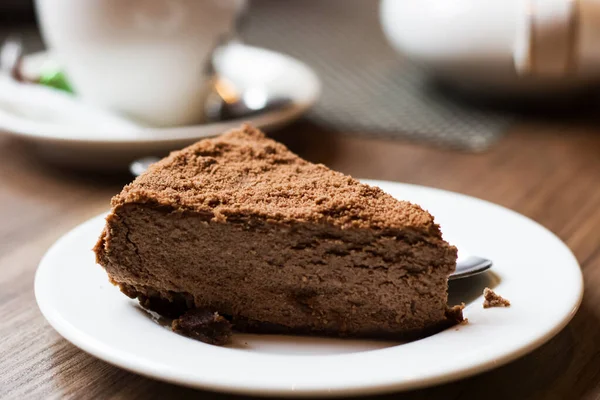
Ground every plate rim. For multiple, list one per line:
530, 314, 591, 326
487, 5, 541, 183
34, 180, 584, 397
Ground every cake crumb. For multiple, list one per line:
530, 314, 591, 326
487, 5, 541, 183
483, 287, 510, 308
172, 308, 233, 345
454, 318, 469, 330
445, 303, 465, 324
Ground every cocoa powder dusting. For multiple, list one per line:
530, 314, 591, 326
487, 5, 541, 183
112, 124, 441, 235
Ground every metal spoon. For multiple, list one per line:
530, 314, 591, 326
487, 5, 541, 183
451, 256, 492, 280
203, 77, 293, 122
201, 25, 293, 123
129, 157, 493, 280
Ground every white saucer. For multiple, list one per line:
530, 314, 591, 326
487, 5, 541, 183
35, 181, 583, 397
0, 44, 321, 169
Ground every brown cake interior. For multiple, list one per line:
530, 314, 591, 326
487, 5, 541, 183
95, 125, 461, 340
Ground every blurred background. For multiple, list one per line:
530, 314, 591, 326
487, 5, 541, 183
3, 0, 600, 165
2, 2, 600, 399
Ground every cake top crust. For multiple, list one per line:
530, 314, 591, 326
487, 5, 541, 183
113, 125, 441, 236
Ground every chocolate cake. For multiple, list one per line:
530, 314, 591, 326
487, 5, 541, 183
94, 125, 462, 342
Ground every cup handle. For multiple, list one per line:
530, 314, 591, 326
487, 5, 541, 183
202, 0, 248, 79
201, 1, 248, 120
514, 0, 579, 76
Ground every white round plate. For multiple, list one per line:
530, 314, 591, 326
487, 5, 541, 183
35, 181, 583, 397
0, 44, 320, 169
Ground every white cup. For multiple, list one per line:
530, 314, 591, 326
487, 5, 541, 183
380, 0, 600, 94
35, 0, 246, 127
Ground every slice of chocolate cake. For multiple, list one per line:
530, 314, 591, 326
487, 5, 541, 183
94, 125, 462, 343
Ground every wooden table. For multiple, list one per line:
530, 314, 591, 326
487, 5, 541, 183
1, 120, 599, 399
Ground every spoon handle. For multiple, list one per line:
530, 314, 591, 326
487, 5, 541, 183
451, 256, 493, 281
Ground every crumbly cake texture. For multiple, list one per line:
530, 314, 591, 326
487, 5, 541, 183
483, 288, 511, 308
172, 309, 232, 345
94, 124, 462, 342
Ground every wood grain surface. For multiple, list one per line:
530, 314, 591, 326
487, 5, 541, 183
1, 120, 599, 399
